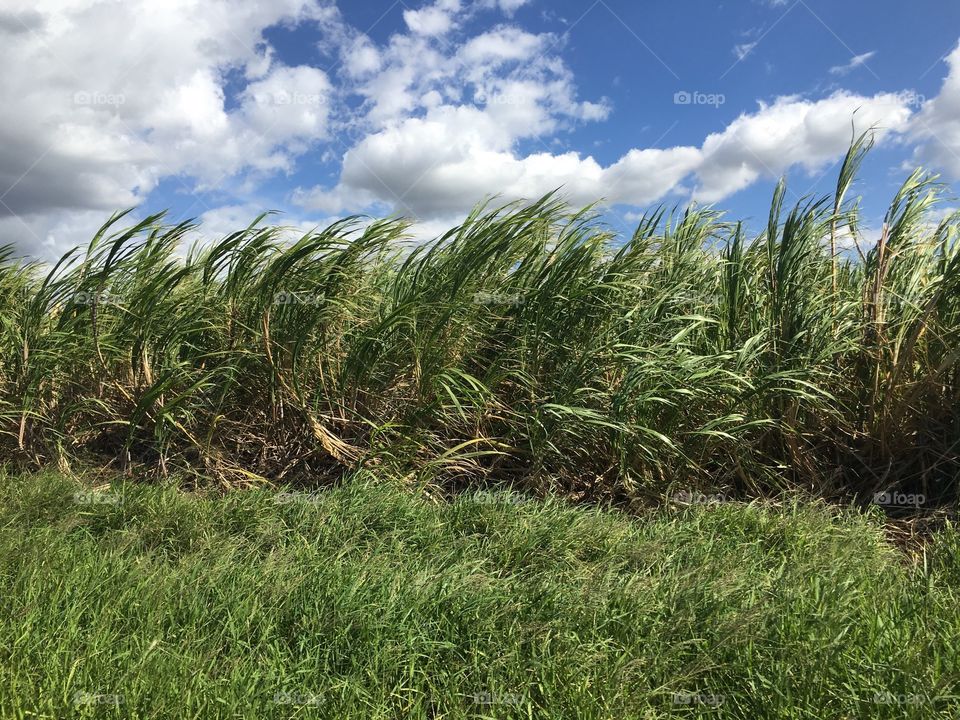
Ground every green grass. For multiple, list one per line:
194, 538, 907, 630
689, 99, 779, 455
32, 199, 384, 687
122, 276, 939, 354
2, 470, 959, 718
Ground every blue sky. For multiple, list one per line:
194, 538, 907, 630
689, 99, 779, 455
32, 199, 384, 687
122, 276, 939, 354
1, 0, 959, 257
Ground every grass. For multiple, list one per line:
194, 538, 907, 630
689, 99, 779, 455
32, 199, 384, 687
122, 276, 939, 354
1, 470, 959, 718
1, 136, 958, 716
0, 134, 957, 504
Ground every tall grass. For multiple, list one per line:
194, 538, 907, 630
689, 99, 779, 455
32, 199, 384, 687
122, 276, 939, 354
1, 137, 958, 503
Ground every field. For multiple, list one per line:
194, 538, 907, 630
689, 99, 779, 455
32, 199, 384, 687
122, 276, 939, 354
0, 137, 957, 501
1, 139, 959, 717
2, 470, 959, 719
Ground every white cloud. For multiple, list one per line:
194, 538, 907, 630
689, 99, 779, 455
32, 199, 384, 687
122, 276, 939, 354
404, 214, 466, 242
241, 65, 332, 144
829, 51, 877, 76
294, 4, 617, 219
403, 0, 460, 36
297, 106, 514, 215
910, 41, 960, 177
342, 36, 382, 78
344, 8, 607, 140
460, 26, 546, 65
0, 208, 135, 262
694, 91, 914, 202
834, 224, 883, 255
295, 100, 700, 217
479, 0, 531, 15
298, 89, 914, 218
0, 0, 333, 254
500, 0, 530, 13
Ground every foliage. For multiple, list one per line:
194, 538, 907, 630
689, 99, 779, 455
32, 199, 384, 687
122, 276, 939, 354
0, 137, 957, 504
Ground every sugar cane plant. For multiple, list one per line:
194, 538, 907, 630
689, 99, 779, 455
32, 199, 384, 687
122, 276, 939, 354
0, 135, 957, 506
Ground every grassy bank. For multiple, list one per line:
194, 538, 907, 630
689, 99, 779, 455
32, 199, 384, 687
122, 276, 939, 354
0, 136, 958, 503
1, 470, 958, 718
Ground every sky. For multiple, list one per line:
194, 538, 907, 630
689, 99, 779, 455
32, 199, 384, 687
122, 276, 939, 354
1, 0, 959, 259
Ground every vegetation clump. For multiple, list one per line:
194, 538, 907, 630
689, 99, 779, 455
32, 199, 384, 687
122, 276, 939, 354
0, 137, 957, 506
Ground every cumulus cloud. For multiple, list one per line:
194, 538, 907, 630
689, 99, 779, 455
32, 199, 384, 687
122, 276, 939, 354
342, 36, 382, 78
296, 89, 916, 218
460, 26, 546, 66
241, 65, 332, 145
477, 0, 531, 16
294, 5, 619, 218
910, 41, 960, 178
0, 0, 333, 251
294, 98, 628, 215
403, 0, 461, 36
0, 208, 140, 262
694, 91, 914, 202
